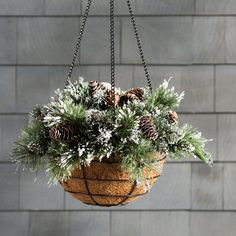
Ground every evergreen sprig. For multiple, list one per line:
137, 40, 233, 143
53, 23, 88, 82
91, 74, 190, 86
114, 106, 138, 138
12, 119, 50, 171
57, 78, 89, 105
146, 79, 184, 111
44, 99, 86, 127
169, 124, 212, 166
121, 139, 156, 181
46, 141, 83, 183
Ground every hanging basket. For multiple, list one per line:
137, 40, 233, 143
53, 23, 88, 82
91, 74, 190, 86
60, 153, 166, 207
12, 0, 212, 209
58, 0, 158, 206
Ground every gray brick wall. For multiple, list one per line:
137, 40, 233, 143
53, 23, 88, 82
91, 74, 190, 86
0, 0, 235, 235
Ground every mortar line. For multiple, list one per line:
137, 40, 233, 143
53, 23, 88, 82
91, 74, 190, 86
214, 65, 216, 112
2, 63, 236, 66
0, 209, 233, 212
188, 208, 192, 235
80, 0, 83, 15
63, 191, 66, 211
43, 0, 46, 15
109, 211, 112, 236
1, 14, 236, 17
222, 164, 225, 210
190, 163, 193, 210
27, 211, 31, 236
15, 17, 18, 112
119, 17, 122, 64
216, 115, 219, 161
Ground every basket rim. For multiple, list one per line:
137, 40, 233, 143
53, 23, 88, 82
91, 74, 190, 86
91, 153, 166, 164
66, 174, 160, 182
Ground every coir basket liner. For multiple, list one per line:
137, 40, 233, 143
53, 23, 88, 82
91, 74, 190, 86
60, 153, 166, 207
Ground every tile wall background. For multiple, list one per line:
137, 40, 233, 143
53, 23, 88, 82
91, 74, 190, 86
0, 0, 235, 235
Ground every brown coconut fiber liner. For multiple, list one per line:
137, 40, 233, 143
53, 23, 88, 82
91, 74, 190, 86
60, 153, 166, 207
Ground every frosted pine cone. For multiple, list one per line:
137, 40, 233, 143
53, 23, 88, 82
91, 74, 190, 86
139, 116, 158, 141
127, 87, 144, 100
168, 111, 178, 124
105, 91, 120, 107
89, 81, 101, 94
89, 81, 118, 95
120, 87, 144, 106
49, 124, 80, 140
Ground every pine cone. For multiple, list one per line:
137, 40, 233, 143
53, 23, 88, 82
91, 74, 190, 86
49, 124, 80, 140
168, 111, 178, 124
89, 81, 113, 95
139, 116, 158, 141
127, 87, 144, 100
120, 87, 144, 106
89, 81, 100, 94
105, 91, 120, 107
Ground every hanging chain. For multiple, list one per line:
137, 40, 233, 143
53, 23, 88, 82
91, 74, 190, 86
66, 0, 93, 85
66, 0, 153, 94
110, 0, 116, 108
126, 0, 153, 92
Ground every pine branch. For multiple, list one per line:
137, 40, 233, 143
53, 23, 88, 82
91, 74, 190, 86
44, 100, 86, 127
168, 124, 213, 166
46, 140, 93, 183
146, 79, 184, 111
121, 140, 157, 180
12, 119, 50, 171
114, 106, 138, 138
57, 77, 89, 105
12, 78, 213, 184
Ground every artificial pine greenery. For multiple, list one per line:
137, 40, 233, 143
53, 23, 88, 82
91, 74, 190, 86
169, 124, 212, 163
146, 79, 184, 112
121, 139, 156, 181
12, 78, 213, 184
12, 119, 50, 171
44, 99, 86, 126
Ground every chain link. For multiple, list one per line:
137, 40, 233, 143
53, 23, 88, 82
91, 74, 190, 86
126, 0, 153, 92
66, 0, 93, 85
110, 0, 116, 109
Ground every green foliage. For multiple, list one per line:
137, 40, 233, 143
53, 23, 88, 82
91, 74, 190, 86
44, 99, 86, 127
12, 78, 213, 184
121, 139, 156, 180
46, 141, 81, 183
114, 106, 138, 139
43, 79, 87, 128
57, 78, 89, 105
169, 124, 212, 166
46, 157, 81, 184
12, 119, 50, 171
146, 79, 184, 111
30, 105, 46, 121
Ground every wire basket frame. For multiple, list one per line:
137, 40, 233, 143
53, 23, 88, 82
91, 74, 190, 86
60, 155, 166, 207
